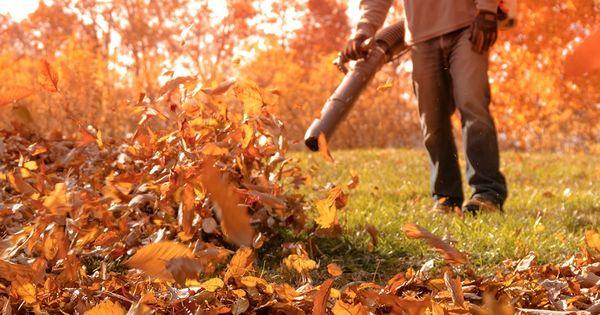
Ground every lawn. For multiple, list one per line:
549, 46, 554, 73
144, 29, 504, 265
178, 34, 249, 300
279, 148, 599, 283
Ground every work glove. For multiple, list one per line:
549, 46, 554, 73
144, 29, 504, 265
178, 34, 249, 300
470, 10, 498, 54
343, 34, 369, 60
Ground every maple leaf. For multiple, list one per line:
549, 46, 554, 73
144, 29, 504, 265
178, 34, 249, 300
37, 59, 59, 92
233, 79, 263, 117
402, 224, 468, 265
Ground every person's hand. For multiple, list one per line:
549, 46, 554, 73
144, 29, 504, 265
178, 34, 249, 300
343, 34, 369, 60
470, 10, 498, 54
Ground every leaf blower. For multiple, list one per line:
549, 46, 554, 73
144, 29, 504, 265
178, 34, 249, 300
304, 20, 409, 151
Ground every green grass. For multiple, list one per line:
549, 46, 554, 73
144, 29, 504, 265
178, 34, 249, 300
280, 148, 599, 283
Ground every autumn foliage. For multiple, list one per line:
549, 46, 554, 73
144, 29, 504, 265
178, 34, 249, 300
1, 0, 600, 313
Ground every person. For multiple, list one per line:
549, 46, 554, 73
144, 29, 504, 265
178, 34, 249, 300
343, 0, 508, 214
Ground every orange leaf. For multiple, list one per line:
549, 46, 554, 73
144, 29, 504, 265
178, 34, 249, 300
318, 133, 334, 163
200, 159, 254, 247
312, 278, 334, 315
37, 59, 59, 92
0, 86, 34, 107
327, 263, 343, 277
224, 247, 253, 283
83, 300, 126, 315
12, 276, 36, 304
402, 224, 468, 265
126, 241, 194, 281
443, 271, 465, 308
585, 229, 600, 251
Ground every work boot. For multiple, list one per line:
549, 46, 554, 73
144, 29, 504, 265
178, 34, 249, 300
431, 197, 462, 215
462, 196, 502, 215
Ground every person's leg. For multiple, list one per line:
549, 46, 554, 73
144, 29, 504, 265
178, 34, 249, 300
448, 28, 507, 207
411, 38, 463, 206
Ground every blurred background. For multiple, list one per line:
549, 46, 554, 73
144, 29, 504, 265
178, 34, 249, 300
0, 0, 598, 151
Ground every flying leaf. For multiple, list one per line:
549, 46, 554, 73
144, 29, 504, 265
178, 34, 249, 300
37, 59, 59, 92
376, 78, 393, 92
312, 278, 334, 315
0, 86, 35, 107
84, 300, 126, 315
402, 224, 468, 265
157, 76, 196, 98
165, 257, 205, 286
233, 79, 263, 117
327, 263, 343, 277
585, 229, 600, 251
283, 254, 317, 275
0, 260, 41, 283
7, 171, 36, 195
317, 133, 334, 163
315, 192, 337, 229
200, 159, 254, 247
126, 241, 194, 280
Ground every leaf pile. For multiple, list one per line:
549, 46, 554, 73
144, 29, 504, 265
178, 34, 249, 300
1, 78, 599, 314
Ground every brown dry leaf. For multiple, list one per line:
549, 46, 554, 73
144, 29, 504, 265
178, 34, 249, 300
402, 223, 468, 265
365, 224, 379, 247
0, 260, 41, 283
11, 277, 36, 304
327, 263, 343, 277
180, 184, 195, 238
224, 247, 253, 283
312, 278, 334, 315
165, 257, 205, 286
37, 59, 59, 92
585, 229, 600, 251
317, 133, 334, 163
0, 86, 35, 107
126, 241, 194, 280
200, 160, 254, 247
347, 173, 359, 190
83, 300, 126, 315
444, 271, 465, 308
7, 171, 36, 195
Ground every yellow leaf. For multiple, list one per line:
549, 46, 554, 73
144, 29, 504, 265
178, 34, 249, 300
234, 79, 263, 117
224, 247, 254, 283
84, 300, 126, 315
283, 254, 317, 275
199, 277, 224, 292
127, 241, 194, 280
585, 229, 600, 251
12, 276, 36, 304
376, 77, 393, 92
315, 198, 337, 229
23, 161, 38, 171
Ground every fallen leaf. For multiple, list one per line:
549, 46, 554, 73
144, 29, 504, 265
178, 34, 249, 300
83, 300, 126, 315
327, 263, 343, 277
165, 257, 205, 286
444, 271, 465, 308
585, 229, 600, 251
224, 247, 253, 283
402, 224, 468, 265
199, 277, 224, 292
12, 276, 36, 304
127, 241, 194, 280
